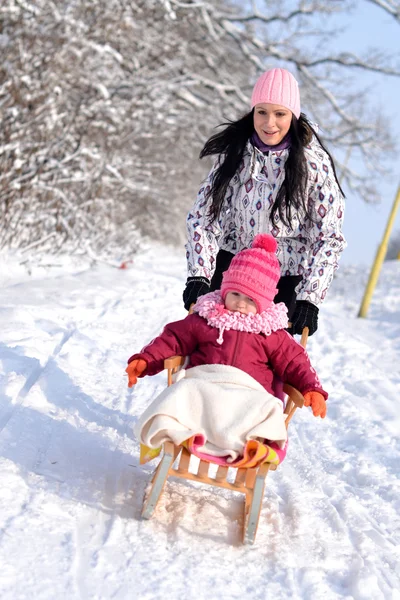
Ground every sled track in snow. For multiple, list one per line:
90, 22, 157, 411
0, 328, 76, 435
0, 286, 141, 437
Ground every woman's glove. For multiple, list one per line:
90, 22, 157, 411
291, 300, 319, 336
125, 358, 147, 388
303, 391, 326, 418
182, 277, 210, 311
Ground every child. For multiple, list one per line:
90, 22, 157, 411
127, 234, 327, 464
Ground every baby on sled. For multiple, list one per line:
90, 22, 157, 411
127, 234, 327, 467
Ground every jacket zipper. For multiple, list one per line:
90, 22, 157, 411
231, 330, 242, 366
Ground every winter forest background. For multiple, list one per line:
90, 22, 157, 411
1, 0, 400, 262
1, 4, 400, 597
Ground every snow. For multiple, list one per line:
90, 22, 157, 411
0, 244, 399, 600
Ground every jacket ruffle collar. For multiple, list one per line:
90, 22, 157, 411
193, 291, 289, 344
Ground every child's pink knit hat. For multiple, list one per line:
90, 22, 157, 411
221, 234, 281, 313
251, 68, 301, 119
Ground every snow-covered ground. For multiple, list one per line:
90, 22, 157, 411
0, 245, 399, 600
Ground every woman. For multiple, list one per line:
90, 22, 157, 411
183, 68, 346, 336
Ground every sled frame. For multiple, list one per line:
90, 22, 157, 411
141, 328, 308, 544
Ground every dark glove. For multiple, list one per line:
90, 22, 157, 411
290, 300, 319, 336
183, 277, 210, 311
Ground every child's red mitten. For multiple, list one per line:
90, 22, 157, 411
125, 359, 147, 388
303, 391, 327, 418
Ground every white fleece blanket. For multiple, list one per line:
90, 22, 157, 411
134, 364, 287, 462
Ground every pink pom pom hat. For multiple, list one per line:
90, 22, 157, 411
221, 233, 281, 313
251, 68, 301, 119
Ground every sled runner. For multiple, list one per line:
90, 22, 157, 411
139, 329, 308, 544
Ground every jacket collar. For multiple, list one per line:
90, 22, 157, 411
193, 291, 289, 344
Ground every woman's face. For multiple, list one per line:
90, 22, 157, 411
253, 103, 292, 146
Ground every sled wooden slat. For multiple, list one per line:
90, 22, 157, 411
198, 460, 210, 478
283, 384, 305, 427
177, 446, 191, 473
171, 470, 248, 493
139, 329, 308, 544
234, 468, 247, 487
245, 468, 258, 489
243, 463, 271, 544
215, 465, 229, 482
300, 327, 309, 348
141, 441, 180, 520
165, 355, 185, 386
165, 355, 185, 370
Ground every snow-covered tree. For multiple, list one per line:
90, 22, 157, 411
0, 0, 399, 257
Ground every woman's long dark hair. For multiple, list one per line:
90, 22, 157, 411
200, 110, 345, 227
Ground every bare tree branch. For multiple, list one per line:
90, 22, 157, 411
366, 0, 400, 21
1, 0, 399, 258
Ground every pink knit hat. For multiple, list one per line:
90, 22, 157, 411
251, 68, 301, 119
221, 234, 281, 313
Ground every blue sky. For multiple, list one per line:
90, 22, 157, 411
332, 3, 400, 266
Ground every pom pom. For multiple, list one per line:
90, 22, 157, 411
252, 233, 277, 253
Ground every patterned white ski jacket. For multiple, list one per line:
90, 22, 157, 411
185, 137, 346, 307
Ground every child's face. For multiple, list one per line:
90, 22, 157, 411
225, 291, 257, 315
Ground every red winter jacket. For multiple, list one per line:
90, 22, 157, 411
128, 314, 328, 399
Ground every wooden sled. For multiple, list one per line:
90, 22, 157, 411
140, 329, 308, 544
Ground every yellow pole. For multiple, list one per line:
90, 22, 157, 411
358, 184, 400, 318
